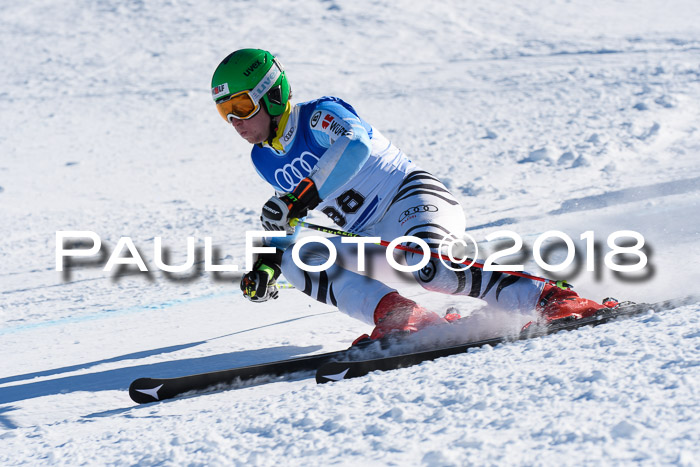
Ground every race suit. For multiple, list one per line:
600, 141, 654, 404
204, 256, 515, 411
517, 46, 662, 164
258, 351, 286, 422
251, 96, 543, 324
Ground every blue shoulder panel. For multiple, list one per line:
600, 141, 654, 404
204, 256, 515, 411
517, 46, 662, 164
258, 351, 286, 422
250, 97, 372, 193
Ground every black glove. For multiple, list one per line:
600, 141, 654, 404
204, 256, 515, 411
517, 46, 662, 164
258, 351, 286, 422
261, 177, 321, 233
240, 249, 284, 303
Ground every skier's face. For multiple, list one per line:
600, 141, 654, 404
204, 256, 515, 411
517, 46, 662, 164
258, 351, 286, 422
230, 105, 271, 144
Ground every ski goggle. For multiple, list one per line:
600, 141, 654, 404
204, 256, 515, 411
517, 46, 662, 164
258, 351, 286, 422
214, 59, 283, 122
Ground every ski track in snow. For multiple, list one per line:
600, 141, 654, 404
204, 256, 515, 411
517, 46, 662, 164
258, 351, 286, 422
1, 0, 700, 465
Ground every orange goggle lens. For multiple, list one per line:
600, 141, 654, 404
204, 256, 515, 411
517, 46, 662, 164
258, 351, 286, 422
216, 91, 260, 122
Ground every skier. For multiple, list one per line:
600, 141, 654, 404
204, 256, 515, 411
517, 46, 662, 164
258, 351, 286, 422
211, 49, 614, 343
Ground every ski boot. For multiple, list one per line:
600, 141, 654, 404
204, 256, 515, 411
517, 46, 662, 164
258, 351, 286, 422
536, 283, 618, 323
352, 292, 450, 346
601, 297, 622, 309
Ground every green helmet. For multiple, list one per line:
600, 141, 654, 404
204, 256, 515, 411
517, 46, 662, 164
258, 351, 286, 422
211, 49, 291, 117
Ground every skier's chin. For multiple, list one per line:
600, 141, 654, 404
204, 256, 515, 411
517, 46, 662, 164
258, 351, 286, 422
240, 132, 263, 144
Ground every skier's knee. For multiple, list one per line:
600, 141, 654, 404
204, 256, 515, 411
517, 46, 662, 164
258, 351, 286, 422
413, 258, 442, 291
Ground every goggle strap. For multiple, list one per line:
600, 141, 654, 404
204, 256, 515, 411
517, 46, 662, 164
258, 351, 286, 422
249, 59, 282, 103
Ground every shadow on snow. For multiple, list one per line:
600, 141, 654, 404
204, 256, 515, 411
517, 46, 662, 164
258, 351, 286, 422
0, 343, 323, 405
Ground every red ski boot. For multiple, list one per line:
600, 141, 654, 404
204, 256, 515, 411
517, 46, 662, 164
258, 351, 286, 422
537, 283, 609, 322
352, 292, 448, 345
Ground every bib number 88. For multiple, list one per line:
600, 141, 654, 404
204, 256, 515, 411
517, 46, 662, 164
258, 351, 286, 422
321, 189, 365, 227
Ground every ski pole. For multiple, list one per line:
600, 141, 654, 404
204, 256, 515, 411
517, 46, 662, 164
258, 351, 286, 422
289, 218, 571, 289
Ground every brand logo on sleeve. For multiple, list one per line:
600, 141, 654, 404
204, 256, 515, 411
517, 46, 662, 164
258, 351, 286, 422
316, 112, 349, 137
328, 120, 348, 137
311, 111, 321, 127
321, 114, 334, 129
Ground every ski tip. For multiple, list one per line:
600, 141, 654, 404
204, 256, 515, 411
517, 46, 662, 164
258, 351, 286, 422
316, 362, 353, 384
129, 378, 164, 404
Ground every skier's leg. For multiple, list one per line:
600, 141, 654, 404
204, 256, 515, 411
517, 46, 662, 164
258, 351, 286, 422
373, 169, 545, 314
279, 237, 446, 336
375, 170, 611, 319
279, 238, 391, 325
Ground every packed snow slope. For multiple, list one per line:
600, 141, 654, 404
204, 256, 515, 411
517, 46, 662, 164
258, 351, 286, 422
1, 0, 700, 465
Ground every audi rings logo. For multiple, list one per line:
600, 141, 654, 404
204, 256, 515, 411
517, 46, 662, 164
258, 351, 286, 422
274, 151, 320, 192
399, 204, 438, 222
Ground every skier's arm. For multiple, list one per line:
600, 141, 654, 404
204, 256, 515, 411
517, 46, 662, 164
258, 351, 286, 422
306, 103, 372, 199
261, 189, 303, 250
268, 224, 300, 250
259, 103, 372, 236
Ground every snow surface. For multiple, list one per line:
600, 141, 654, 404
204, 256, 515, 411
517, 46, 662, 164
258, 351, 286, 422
1, 0, 700, 465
